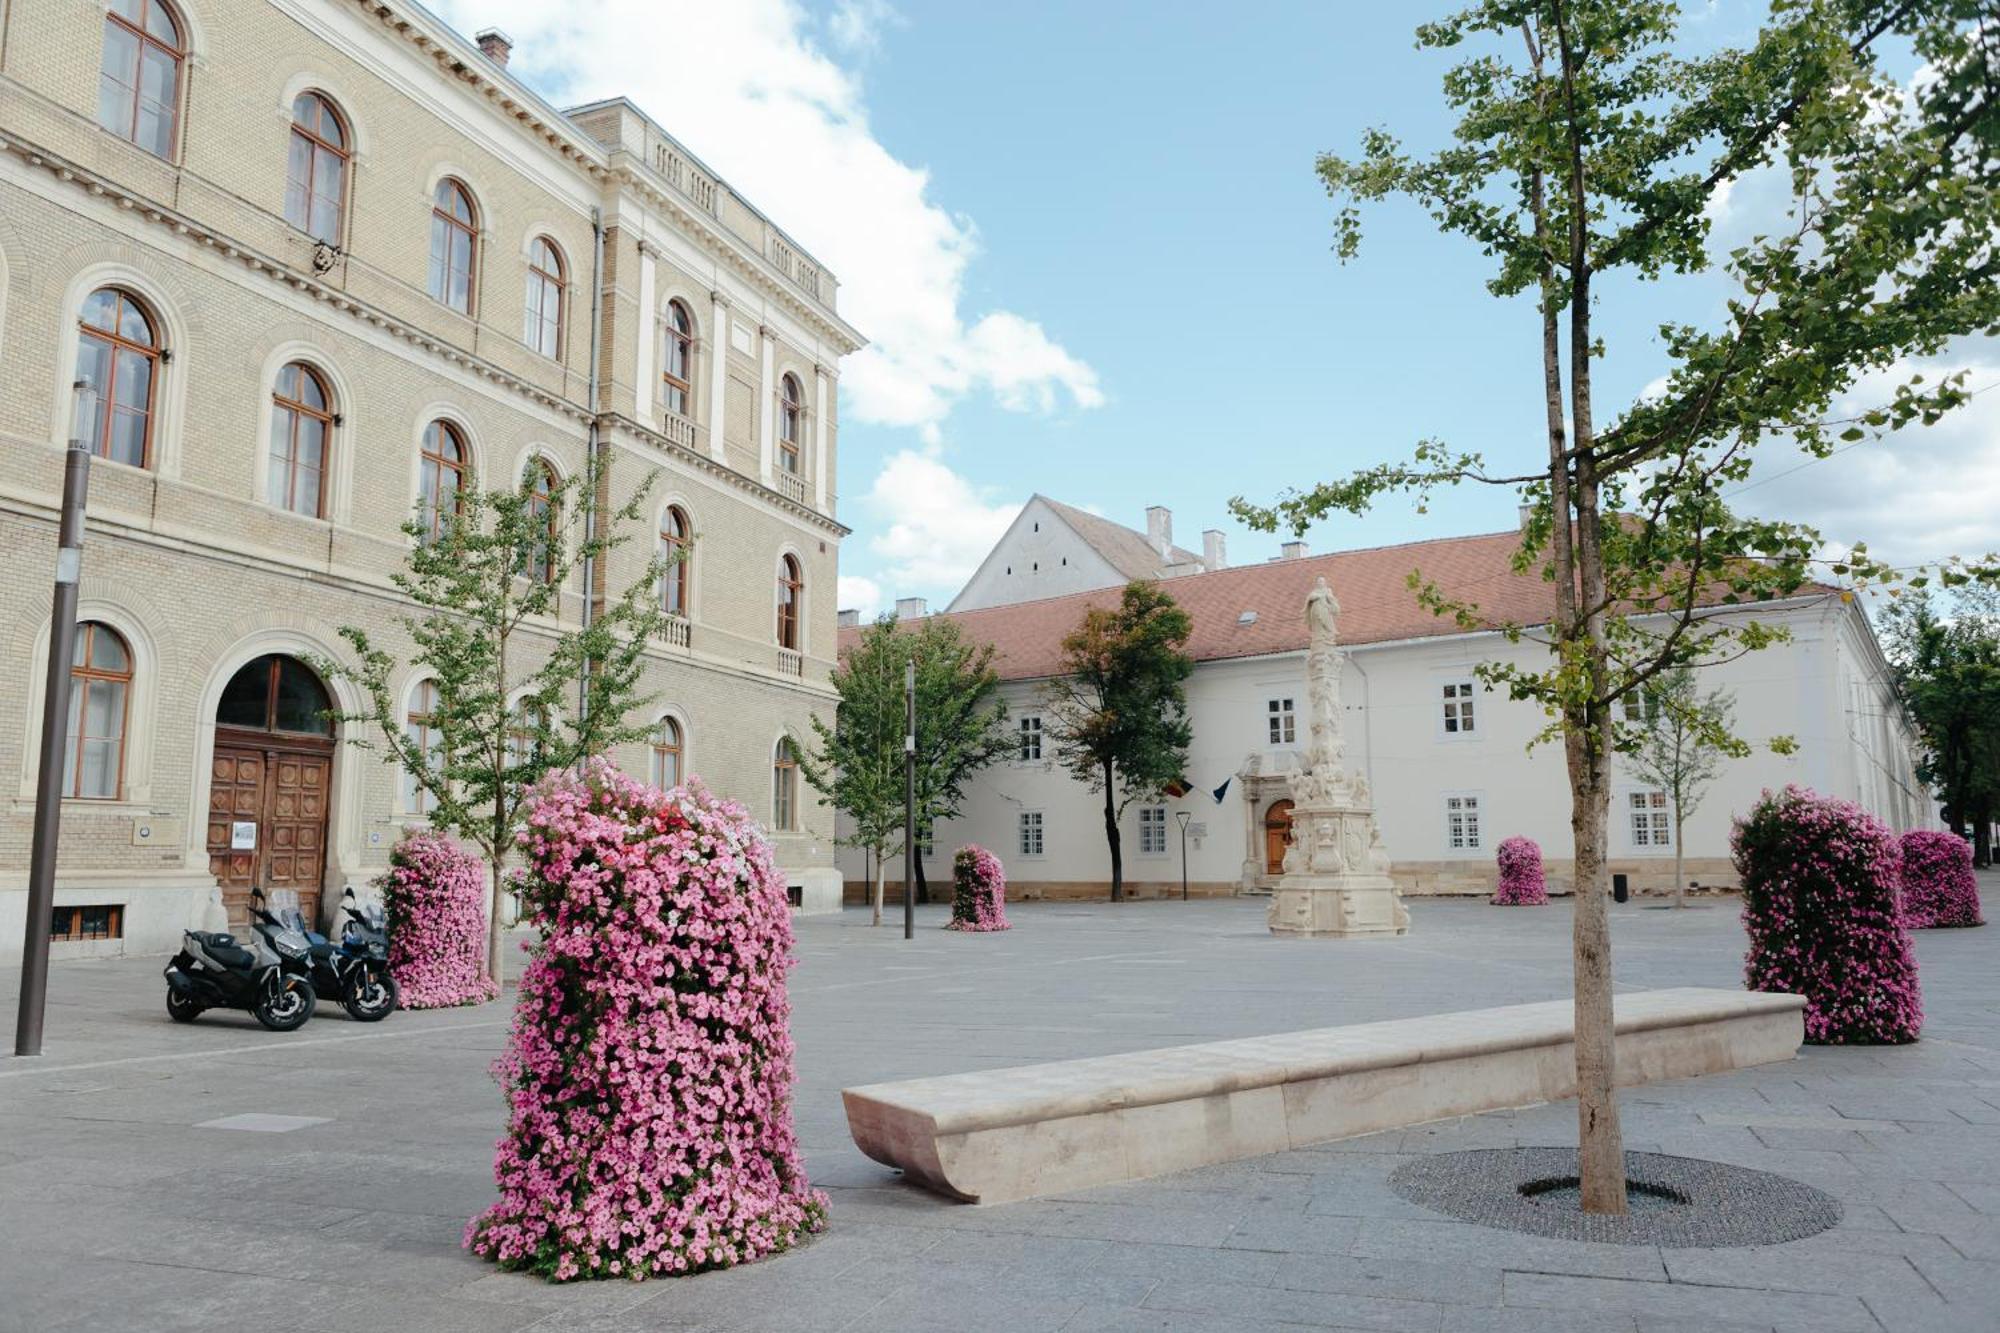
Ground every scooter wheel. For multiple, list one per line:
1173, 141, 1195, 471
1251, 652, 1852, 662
342, 968, 399, 1023
166, 990, 203, 1023
253, 979, 316, 1032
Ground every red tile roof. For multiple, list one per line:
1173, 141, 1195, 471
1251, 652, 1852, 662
846, 528, 1572, 681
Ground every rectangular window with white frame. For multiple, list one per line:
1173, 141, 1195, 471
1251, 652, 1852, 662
1440, 681, 1477, 736
1018, 810, 1045, 857
1628, 788, 1672, 849
1620, 691, 1661, 724
1138, 805, 1168, 855
1267, 697, 1296, 745
1018, 714, 1043, 762
1444, 792, 1483, 852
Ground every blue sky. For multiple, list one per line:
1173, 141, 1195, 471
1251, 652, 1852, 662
444, 1, 1997, 615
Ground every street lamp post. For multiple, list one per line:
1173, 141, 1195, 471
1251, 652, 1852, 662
1175, 810, 1192, 902
16, 385, 91, 1058
903, 657, 915, 941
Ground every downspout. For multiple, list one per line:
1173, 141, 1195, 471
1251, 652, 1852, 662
578, 206, 605, 732
1350, 651, 1375, 790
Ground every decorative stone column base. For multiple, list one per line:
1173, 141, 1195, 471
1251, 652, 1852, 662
1267, 873, 1409, 937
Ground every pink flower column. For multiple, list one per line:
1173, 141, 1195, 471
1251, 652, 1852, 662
1899, 829, 1985, 929
466, 760, 825, 1282
1733, 785, 1923, 1045
946, 845, 1009, 932
377, 829, 497, 1009
1491, 836, 1548, 906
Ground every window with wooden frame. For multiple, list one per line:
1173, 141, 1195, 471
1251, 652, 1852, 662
776, 554, 803, 650
427, 178, 479, 314
1440, 680, 1477, 736
1018, 714, 1042, 762
660, 505, 692, 616
778, 373, 804, 475
418, 420, 467, 541
268, 362, 332, 517
404, 678, 440, 814
651, 716, 684, 791
285, 93, 349, 244
523, 237, 565, 358
98, 0, 183, 160
522, 460, 559, 585
506, 700, 546, 771
772, 738, 798, 831
1267, 697, 1296, 745
50, 904, 123, 942
661, 300, 694, 416
75, 287, 160, 469
65, 622, 132, 800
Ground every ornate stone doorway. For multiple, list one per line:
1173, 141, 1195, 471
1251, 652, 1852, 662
1264, 800, 1296, 875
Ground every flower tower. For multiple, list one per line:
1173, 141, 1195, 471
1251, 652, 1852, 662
1733, 786, 1922, 1045
1491, 836, 1548, 905
947, 844, 1009, 931
466, 761, 825, 1281
377, 829, 497, 1009
1899, 829, 1985, 929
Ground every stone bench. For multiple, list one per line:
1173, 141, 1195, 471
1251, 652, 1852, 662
841, 987, 1805, 1204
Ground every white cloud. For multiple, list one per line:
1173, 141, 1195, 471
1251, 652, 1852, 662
858, 450, 1020, 599
1732, 357, 2000, 568
837, 573, 883, 617
434, 0, 1099, 440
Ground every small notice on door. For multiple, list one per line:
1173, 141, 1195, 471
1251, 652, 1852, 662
230, 821, 256, 851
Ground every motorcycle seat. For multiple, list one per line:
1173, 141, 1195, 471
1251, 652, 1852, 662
189, 932, 254, 969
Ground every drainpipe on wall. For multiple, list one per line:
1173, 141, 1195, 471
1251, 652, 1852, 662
1350, 652, 1376, 791
577, 207, 605, 734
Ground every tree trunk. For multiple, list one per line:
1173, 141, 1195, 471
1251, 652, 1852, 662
915, 850, 930, 905
1673, 813, 1687, 910
1103, 760, 1123, 902
1976, 810, 1992, 869
487, 853, 507, 990
871, 845, 885, 927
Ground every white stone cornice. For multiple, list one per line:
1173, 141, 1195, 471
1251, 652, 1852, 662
709, 287, 734, 308
0, 130, 593, 427
602, 414, 849, 539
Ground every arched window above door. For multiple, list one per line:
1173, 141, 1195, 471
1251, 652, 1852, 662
216, 655, 333, 737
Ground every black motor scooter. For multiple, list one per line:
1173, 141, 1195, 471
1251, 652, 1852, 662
163, 893, 316, 1031
264, 887, 398, 1022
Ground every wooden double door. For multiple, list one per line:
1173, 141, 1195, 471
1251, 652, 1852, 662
206, 734, 332, 929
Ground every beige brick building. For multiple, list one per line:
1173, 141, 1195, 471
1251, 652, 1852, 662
0, 0, 864, 962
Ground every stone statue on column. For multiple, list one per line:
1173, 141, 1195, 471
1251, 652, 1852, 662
1269, 577, 1409, 938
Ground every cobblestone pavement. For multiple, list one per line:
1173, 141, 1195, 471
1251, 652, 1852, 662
3, 885, 1998, 1332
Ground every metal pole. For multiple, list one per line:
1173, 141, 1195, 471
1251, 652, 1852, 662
16, 388, 91, 1058
903, 658, 915, 940
1177, 811, 1191, 901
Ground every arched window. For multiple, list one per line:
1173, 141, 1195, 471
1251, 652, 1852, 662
778, 373, 804, 475
269, 363, 332, 517
523, 460, 558, 585
65, 622, 132, 800
404, 678, 440, 814
428, 178, 478, 314
777, 554, 802, 650
772, 737, 798, 831
216, 655, 333, 736
661, 300, 694, 416
75, 287, 160, 469
506, 699, 547, 770
286, 93, 349, 244
98, 0, 183, 159
651, 716, 683, 791
660, 505, 691, 617
523, 237, 565, 358
418, 420, 467, 540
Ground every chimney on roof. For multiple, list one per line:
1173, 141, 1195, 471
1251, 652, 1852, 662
1281, 540, 1309, 561
895, 596, 929, 622
474, 27, 513, 66
836, 608, 861, 629
1145, 505, 1173, 559
1518, 504, 1535, 532
1203, 529, 1227, 571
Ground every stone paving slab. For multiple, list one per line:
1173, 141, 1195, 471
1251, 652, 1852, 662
2, 887, 1998, 1331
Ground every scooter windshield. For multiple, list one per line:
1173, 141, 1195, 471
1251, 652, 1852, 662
266, 888, 308, 930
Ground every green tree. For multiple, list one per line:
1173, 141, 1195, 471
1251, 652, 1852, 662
798, 614, 1013, 925
1235, 2, 1998, 1211
1623, 669, 1743, 908
324, 450, 669, 983
1044, 582, 1194, 902
1879, 589, 2000, 862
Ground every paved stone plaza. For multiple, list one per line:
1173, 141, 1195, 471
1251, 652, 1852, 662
3, 889, 1998, 1332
